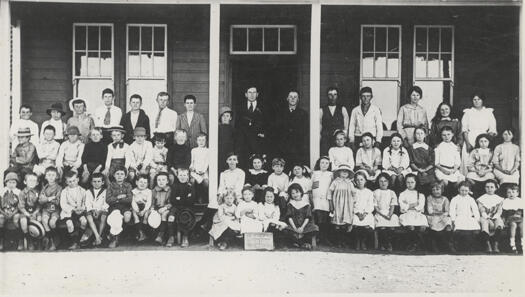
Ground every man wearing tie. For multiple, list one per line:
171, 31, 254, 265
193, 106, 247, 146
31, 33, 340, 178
150, 91, 178, 148
93, 88, 123, 145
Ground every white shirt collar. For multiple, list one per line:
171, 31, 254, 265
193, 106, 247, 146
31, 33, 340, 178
413, 142, 428, 150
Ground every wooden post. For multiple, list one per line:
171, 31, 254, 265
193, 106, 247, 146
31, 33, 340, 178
520, 4, 524, 195
0, 0, 11, 174
309, 2, 321, 168
209, 3, 220, 206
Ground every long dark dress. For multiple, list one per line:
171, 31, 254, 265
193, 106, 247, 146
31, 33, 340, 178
408, 144, 436, 187
274, 107, 309, 170
284, 202, 319, 241
245, 169, 269, 203
218, 123, 235, 171
429, 118, 463, 148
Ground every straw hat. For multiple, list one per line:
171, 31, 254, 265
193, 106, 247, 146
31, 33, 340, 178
147, 210, 162, 229
333, 164, 355, 179
107, 210, 124, 235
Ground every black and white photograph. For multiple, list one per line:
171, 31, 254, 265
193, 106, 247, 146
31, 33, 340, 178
0, 0, 523, 296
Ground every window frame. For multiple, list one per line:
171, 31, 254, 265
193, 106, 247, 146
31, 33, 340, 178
359, 24, 402, 83
72, 23, 114, 80
126, 23, 168, 80
229, 24, 297, 55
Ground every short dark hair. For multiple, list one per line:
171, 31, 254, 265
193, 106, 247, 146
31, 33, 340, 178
288, 90, 299, 97
157, 91, 170, 99
471, 91, 486, 102
130, 94, 142, 103
91, 172, 105, 181
184, 94, 196, 103
440, 126, 454, 134
327, 86, 339, 94
43, 125, 56, 134
112, 165, 127, 176
359, 87, 373, 96
102, 88, 114, 97
287, 183, 304, 197
196, 132, 208, 139
136, 174, 149, 183
409, 86, 423, 97
20, 104, 32, 112
64, 170, 78, 179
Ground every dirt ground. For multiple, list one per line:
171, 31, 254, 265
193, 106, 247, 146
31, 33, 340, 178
1, 244, 524, 296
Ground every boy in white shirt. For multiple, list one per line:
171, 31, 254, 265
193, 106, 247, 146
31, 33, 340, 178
128, 127, 153, 182
190, 133, 209, 189
40, 103, 67, 143
93, 88, 123, 144
34, 125, 60, 177
60, 171, 88, 250
103, 125, 132, 178
9, 104, 39, 150
83, 173, 108, 246
132, 175, 152, 242
56, 126, 85, 178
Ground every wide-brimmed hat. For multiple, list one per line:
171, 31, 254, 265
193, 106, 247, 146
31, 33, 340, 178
333, 164, 355, 179
68, 98, 87, 111
28, 220, 46, 239
147, 210, 162, 229
220, 106, 232, 117
177, 209, 196, 232
46, 103, 66, 116
133, 127, 147, 137
107, 210, 123, 235
66, 126, 81, 136
4, 172, 19, 183
16, 127, 33, 137
108, 125, 126, 134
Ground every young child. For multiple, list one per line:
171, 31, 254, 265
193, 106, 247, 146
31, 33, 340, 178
132, 174, 152, 242
56, 126, 85, 178
466, 134, 495, 197
355, 132, 382, 183
449, 181, 481, 252
351, 172, 375, 251
408, 127, 436, 194
493, 129, 520, 185
9, 105, 39, 149
257, 187, 287, 232
167, 168, 195, 248
373, 173, 400, 251
284, 183, 319, 250
40, 103, 66, 143
104, 125, 132, 178
0, 172, 21, 251
382, 133, 411, 192
10, 127, 38, 178
218, 153, 246, 201
84, 172, 108, 247
398, 174, 428, 252
151, 172, 172, 245
289, 163, 312, 205
129, 127, 153, 182
167, 129, 191, 180
17, 172, 40, 250
34, 125, 60, 177
38, 167, 62, 250
267, 158, 290, 217
434, 126, 465, 190
328, 130, 355, 170
209, 191, 240, 250
190, 133, 209, 187
477, 179, 504, 253
244, 154, 269, 203
105, 166, 133, 248
311, 156, 333, 244
502, 184, 523, 252
81, 128, 107, 185
426, 181, 454, 253
149, 133, 169, 186
67, 98, 95, 143
218, 106, 235, 172
328, 164, 355, 244
60, 171, 88, 250
396, 86, 428, 146
236, 186, 262, 234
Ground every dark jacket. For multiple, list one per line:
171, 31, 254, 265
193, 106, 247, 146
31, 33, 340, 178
120, 109, 151, 144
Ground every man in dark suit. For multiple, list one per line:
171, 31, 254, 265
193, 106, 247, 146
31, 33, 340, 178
120, 94, 151, 144
236, 86, 267, 169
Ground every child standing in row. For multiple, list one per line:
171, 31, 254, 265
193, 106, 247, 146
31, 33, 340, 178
449, 181, 480, 252
39, 167, 62, 250
328, 164, 355, 243
311, 156, 333, 244
104, 126, 131, 178
477, 180, 504, 253
60, 171, 88, 250
131, 175, 152, 242
435, 126, 464, 188
398, 174, 428, 252
236, 186, 261, 234
167, 169, 195, 248
106, 166, 133, 248
466, 134, 495, 197
257, 188, 287, 232
352, 172, 375, 250
129, 128, 153, 181
0, 172, 21, 250
373, 173, 399, 251
18, 173, 40, 250
10, 128, 37, 178
152, 172, 172, 245
56, 126, 84, 178
426, 181, 454, 253
209, 192, 240, 250
408, 127, 436, 194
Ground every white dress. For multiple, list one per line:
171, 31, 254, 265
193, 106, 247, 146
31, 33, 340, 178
434, 142, 465, 183
382, 147, 411, 176
311, 170, 333, 212
236, 200, 263, 233
449, 194, 481, 231
217, 168, 246, 202
209, 203, 240, 240
328, 146, 355, 169
398, 190, 428, 227
373, 189, 400, 227
257, 202, 287, 231
460, 107, 497, 174
355, 147, 382, 181
493, 143, 520, 184
352, 188, 375, 229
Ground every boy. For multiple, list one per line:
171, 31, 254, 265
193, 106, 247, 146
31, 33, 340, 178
40, 103, 67, 143
81, 127, 107, 185
129, 127, 153, 181
435, 126, 465, 189
0, 172, 21, 250
38, 167, 62, 250
502, 184, 523, 252
56, 126, 85, 178
152, 172, 172, 245
106, 165, 133, 248
84, 172, 109, 246
10, 127, 37, 178
167, 168, 195, 247
150, 133, 169, 186
167, 129, 191, 181
132, 175, 152, 242
94, 88, 123, 144
60, 171, 88, 250
267, 158, 290, 216
190, 133, 209, 204
9, 104, 39, 149
104, 125, 132, 178
67, 98, 94, 143
18, 173, 41, 250
34, 125, 60, 177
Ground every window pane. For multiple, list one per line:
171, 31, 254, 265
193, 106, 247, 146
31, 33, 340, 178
374, 53, 386, 78
140, 53, 153, 76
154, 27, 165, 52
361, 80, 399, 130
388, 27, 399, 52
128, 52, 140, 77
362, 27, 374, 52
264, 28, 278, 52
87, 51, 99, 76
441, 27, 453, 53
427, 54, 440, 78
440, 53, 452, 78
280, 28, 295, 52
415, 27, 427, 52
362, 53, 374, 78
428, 28, 440, 52
415, 81, 451, 120
100, 26, 112, 51
75, 52, 87, 76
128, 26, 140, 51
75, 26, 86, 51
248, 28, 263, 51
232, 28, 247, 52
88, 26, 99, 51
100, 51, 112, 77
415, 54, 427, 78
375, 27, 386, 52
387, 53, 399, 78
153, 53, 165, 77
141, 26, 152, 52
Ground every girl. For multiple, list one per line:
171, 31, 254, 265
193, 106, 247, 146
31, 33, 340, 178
328, 164, 355, 246
493, 129, 520, 185
328, 130, 355, 170
429, 102, 463, 148
244, 154, 269, 203
382, 133, 411, 192
502, 184, 523, 252
236, 186, 262, 234
397, 86, 429, 146
449, 181, 480, 252
477, 180, 504, 253
289, 163, 312, 205
284, 183, 319, 250
257, 187, 287, 232
217, 152, 245, 202
466, 134, 495, 197
398, 174, 428, 252
267, 158, 290, 217
311, 156, 333, 244
81, 127, 107, 186
209, 192, 240, 250
373, 173, 400, 251
355, 132, 382, 184
426, 181, 454, 253
434, 126, 464, 191
351, 172, 375, 251
408, 127, 436, 194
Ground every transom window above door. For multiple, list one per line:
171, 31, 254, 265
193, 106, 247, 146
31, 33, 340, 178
230, 25, 297, 55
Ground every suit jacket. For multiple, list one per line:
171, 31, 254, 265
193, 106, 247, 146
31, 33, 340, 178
175, 112, 207, 148
235, 100, 268, 157
120, 109, 151, 144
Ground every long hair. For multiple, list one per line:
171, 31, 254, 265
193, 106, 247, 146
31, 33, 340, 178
431, 102, 458, 126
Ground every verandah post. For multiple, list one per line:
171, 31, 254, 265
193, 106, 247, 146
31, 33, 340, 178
309, 2, 321, 168
209, 2, 220, 205
0, 0, 11, 174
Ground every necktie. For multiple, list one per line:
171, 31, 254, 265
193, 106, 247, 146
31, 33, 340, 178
103, 107, 111, 126
112, 142, 124, 149
248, 102, 254, 113
155, 108, 163, 129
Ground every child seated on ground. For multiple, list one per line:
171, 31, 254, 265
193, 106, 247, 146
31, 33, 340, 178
132, 175, 152, 243
398, 174, 428, 252
209, 191, 240, 250
382, 133, 411, 193
0, 172, 21, 251
245, 154, 269, 203
328, 129, 354, 170
257, 187, 287, 232
56, 126, 84, 178
236, 186, 262, 234
449, 181, 480, 252
284, 183, 319, 250
426, 181, 454, 253
152, 172, 172, 245
477, 179, 504, 253
84, 173, 108, 247
502, 184, 523, 252
39, 167, 62, 250
60, 171, 88, 250
106, 166, 133, 248
355, 132, 382, 184
18, 173, 40, 251
373, 173, 399, 252
167, 168, 195, 248
34, 125, 60, 177
311, 156, 333, 245
351, 172, 375, 251
81, 127, 107, 185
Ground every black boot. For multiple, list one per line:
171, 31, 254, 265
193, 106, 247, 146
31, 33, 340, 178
166, 222, 175, 247
155, 222, 166, 244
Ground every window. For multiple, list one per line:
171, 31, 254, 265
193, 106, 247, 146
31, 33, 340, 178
413, 26, 454, 121
230, 25, 297, 55
73, 23, 114, 114
360, 25, 402, 130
